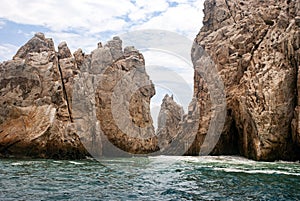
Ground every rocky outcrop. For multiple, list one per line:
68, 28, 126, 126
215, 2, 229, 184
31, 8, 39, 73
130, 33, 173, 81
157, 94, 184, 149
76, 39, 159, 156
0, 33, 87, 159
1, 0, 299, 161
0, 33, 158, 158
157, 96, 200, 155
190, 0, 300, 161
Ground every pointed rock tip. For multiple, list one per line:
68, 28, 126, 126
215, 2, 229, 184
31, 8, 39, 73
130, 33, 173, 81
58, 41, 72, 59
113, 36, 121, 40
13, 32, 54, 59
97, 42, 103, 48
58, 41, 68, 49
124, 46, 138, 54
163, 94, 170, 100
34, 32, 45, 40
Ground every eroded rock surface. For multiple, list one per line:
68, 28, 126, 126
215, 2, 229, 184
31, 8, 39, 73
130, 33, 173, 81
0, 33, 87, 159
0, 33, 158, 158
157, 94, 184, 149
190, 0, 300, 161
73, 39, 159, 156
1, 0, 299, 161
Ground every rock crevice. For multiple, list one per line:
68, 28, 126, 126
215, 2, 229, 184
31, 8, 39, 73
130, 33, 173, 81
57, 54, 73, 122
0, 33, 158, 158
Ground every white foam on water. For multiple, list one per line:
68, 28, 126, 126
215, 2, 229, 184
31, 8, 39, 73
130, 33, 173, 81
179, 156, 257, 166
11, 162, 22, 166
148, 155, 187, 168
101, 159, 135, 163
149, 155, 187, 160
11, 161, 44, 166
69, 161, 84, 165
213, 167, 300, 176
148, 155, 256, 165
53, 161, 63, 164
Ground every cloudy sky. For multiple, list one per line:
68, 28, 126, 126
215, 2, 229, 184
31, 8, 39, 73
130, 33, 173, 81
0, 0, 204, 61
0, 0, 205, 126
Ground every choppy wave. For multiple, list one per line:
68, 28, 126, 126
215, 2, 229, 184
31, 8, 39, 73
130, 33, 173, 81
68, 161, 85, 165
1, 156, 299, 200
213, 167, 300, 176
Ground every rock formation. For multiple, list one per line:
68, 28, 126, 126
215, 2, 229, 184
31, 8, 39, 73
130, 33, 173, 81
75, 38, 159, 156
1, 0, 299, 161
157, 94, 184, 150
0, 33, 158, 158
156, 96, 200, 156
189, 0, 300, 161
0, 33, 87, 159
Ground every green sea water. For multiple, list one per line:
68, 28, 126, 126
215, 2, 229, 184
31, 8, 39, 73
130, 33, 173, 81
0, 156, 299, 200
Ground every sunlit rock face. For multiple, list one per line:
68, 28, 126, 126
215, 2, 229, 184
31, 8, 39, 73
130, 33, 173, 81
0, 33, 158, 158
1, 0, 299, 161
75, 38, 159, 156
190, 0, 300, 161
0, 33, 87, 159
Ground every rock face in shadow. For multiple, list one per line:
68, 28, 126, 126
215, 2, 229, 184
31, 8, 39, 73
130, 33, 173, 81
189, 0, 300, 161
0, 33, 158, 158
157, 94, 184, 149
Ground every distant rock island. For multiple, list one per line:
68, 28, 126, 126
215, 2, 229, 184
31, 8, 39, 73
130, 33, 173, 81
0, 0, 299, 161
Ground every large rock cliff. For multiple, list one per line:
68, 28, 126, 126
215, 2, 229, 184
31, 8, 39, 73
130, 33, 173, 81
0, 33, 158, 158
0, 33, 87, 159
190, 0, 300, 161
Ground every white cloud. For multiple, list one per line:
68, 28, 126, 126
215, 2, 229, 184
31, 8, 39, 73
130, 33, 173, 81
0, 0, 204, 38
0, 0, 205, 60
134, 1, 204, 39
143, 50, 193, 115
44, 31, 100, 54
0, 0, 133, 33
143, 50, 193, 85
0, 44, 18, 61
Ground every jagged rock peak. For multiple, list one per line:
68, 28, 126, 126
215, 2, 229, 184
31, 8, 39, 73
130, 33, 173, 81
58, 41, 72, 59
157, 94, 184, 150
35, 32, 45, 40
161, 94, 181, 109
104, 36, 123, 60
124, 46, 139, 56
13, 32, 55, 59
97, 42, 103, 48
73, 48, 85, 66
0, 32, 159, 158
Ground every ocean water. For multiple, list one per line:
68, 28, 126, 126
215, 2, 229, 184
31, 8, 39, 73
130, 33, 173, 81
0, 156, 299, 200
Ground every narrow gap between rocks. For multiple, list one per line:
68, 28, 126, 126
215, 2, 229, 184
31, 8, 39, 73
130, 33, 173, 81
57, 55, 73, 122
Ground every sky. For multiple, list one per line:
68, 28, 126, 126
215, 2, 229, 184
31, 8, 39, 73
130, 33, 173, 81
0, 0, 205, 126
